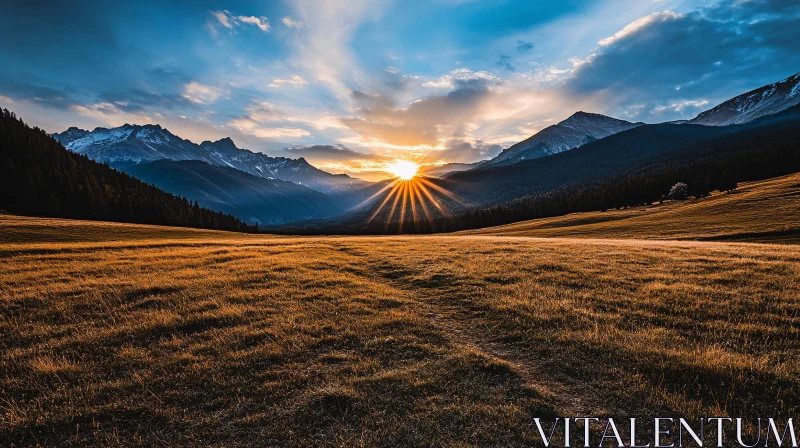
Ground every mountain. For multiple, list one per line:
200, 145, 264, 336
0, 108, 254, 232
690, 72, 800, 126
484, 112, 643, 167
52, 125, 367, 194
286, 104, 800, 234
119, 160, 340, 225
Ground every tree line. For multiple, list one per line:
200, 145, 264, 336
0, 108, 256, 232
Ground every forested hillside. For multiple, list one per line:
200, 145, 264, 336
0, 109, 255, 232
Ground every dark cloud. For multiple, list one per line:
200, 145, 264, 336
0, 1, 215, 117
284, 144, 381, 162
565, 0, 800, 122
516, 40, 534, 53
98, 89, 193, 113
0, 78, 76, 110
496, 55, 515, 72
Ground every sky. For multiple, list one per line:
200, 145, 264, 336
1, 0, 799, 180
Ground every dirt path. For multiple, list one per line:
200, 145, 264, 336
415, 301, 606, 416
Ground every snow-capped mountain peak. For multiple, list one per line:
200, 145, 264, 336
690, 71, 800, 126
52, 124, 363, 193
484, 112, 643, 167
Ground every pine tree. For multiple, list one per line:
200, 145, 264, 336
692, 175, 710, 198
718, 168, 738, 192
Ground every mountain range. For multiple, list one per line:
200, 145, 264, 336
40, 70, 800, 231
119, 160, 340, 225
53, 125, 365, 194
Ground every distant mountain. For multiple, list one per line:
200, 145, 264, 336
119, 160, 340, 225
287, 104, 800, 234
420, 161, 484, 178
0, 108, 253, 232
690, 72, 800, 126
52, 125, 367, 194
484, 112, 643, 167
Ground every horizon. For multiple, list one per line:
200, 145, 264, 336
1, 0, 799, 180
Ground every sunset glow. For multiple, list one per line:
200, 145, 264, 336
387, 160, 419, 180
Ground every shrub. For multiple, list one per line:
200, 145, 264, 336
667, 182, 688, 200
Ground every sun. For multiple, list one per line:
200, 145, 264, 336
387, 160, 419, 180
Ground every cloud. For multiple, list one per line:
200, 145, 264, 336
597, 11, 681, 47
228, 118, 311, 139
565, 1, 800, 121
652, 99, 709, 115
341, 76, 498, 148
237, 16, 270, 32
422, 139, 502, 164
182, 82, 221, 104
209, 11, 270, 35
225, 100, 354, 141
212, 11, 234, 29
72, 102, 153, 127
516, 40, 534, 53
422, 68, 500, 89
286, 0, 387, 98
269, 75, 309, 88
281, 17, 303, 28
284, 144, 382, 163
496, 55, 515, 72
0, 78, 75, 110
98, 88, 192, 112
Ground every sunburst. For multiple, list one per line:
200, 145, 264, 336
356, 161, 462, 232
386, 160, 419, 180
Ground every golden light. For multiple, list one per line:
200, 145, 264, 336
387, 160, 419, 180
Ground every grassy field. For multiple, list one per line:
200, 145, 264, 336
1, 175, 799, 446
463, 173, 800, 243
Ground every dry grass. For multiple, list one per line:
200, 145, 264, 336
1, 176, 799, 446
1, 214, 799, 446
463, 173, 800, 243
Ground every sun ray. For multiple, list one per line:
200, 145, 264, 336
358, 179, 401, 211
409, 182, 419, 227
398, 181, 410, 232
415, 180, 446, 215
418, 177, 463, 204
368, 180, 403, 223
385, 181, 406, 230
410, 181, 433, 224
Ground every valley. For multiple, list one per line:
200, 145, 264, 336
2, 215, 798, 446
2, 171, 799, 445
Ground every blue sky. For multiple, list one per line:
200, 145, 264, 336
1, 0, 799, 179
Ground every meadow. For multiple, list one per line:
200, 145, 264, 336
1, 175, 799, 446
463, 173, 800, 243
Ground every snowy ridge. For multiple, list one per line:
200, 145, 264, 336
690, 71, 800, 126
52, 125, 365, 193
484, 112, 643, 167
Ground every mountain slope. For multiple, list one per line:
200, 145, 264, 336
52, 125, 367, 194
462, 172, 800, 244
120, 160, 341, 225
485, 112, 643, 167
690, 71, 800, 126
0, 108, 253, 232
